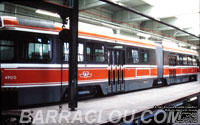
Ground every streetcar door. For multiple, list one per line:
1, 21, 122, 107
168, 54, 176, 84
108, 49, 125, 94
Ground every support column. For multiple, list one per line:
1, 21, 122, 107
68, 0, 79, 111
197, 95, 200, 109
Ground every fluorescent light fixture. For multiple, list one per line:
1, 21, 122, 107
101, 23, 119, 29
137, 32, 151, 38
191, 46, 197, 50
179, 43, 187, 46
189, 96, 197, 101
35, 9, 60, 18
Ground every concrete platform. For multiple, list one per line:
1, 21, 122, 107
5, 73, 196, 124
18, 75, 199, 125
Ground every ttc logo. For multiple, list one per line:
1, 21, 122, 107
80, 71, 92, 78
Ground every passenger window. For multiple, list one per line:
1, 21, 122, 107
86, 43, 105, 63
78, 43, 84, 62
28, 37, 52, 60
94, 45, 104, 63
187, 56, 192, 66
177, 55, 183, 65
0, 40, 14, 60
183, 56, 188, 65
128, 48, 139, 64
140, 49, 149, 64
86, 46, 92, 62
63, 42, 69, 61
63, 42, 84, 62
192, 56, 197, 66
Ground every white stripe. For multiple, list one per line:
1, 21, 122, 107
176, 66, 198, 68
163, 48, 198, 56
79, 64, 108, 68
164, 65, 198, 68
79, 35, 156, 49
136, 68, 151, 70
2, 84, 67, 88
124, 65, 156, 68
125, 76, 157, 80
1, 64, 63, 68
1, 64, 198, 69
2, 79, 109, 88
164, 73, 198, 77
1, 64, 108, 68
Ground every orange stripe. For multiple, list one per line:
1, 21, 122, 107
163, 67, 198, 75
3, 18, 198, 55
124, 68, 136, 78
151, 68, 157, 76
163, 68, 169, 75
3, 18, 155, 48
79, 31, 155, 48
182, 68, 188, 74
163, 46, 197, 55
176, 68, 181, 74
137, 69, 149, 76
4, 19, 18, 26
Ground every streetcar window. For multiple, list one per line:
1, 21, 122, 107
78, 43, 84, 62
187, 56, 192, 66
94, 45, 104, 63
192, 56, 197, 66
183, 56, 188, 65
63, 42, 69, 61
28, 37, 51, 60
63, 43, 84, 62
177, 55, 183, 65
86, 43, 105, 63
128, 48, 139, 64
86, 46, 92, 62
0, 40, 14, 60
140, 49, 149, 64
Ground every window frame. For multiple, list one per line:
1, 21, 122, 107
0, 30, 54, 63
0, 40, 15, 61
85, 41, 106, 64
62, 42, 85, 63
26, 36, 53, 61
127, 47, 140, 64
140, 49, 150, 64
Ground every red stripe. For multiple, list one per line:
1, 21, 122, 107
1, 67, 198, 86
137, 69, 149, 76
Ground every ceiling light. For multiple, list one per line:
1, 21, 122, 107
35, 9, 60, 18
101, 23, 120, 29
189, 97, 197, 101
137, 32, 151, 38
191, 46, 197, 50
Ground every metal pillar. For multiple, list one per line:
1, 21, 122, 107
198, 95, 200, 109
68, 0, 79, 111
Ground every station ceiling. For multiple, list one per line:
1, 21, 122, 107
79, 0, 200, 49
0, 0, 199, 50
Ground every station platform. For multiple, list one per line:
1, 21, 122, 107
15, 74, 199, 125
3, 74, 200, 125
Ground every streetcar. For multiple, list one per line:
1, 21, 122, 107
0, 16, 198, 108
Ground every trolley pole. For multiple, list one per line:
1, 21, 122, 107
68, 0, 79, 111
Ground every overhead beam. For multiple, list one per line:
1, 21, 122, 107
157, 27, 175, 31
188, 38, 200, 41
176, 33, 190, 37
190, 38, 200, 41
124, 17, 149, 22
100, 0, 199, 39
79, 0, 107, 10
